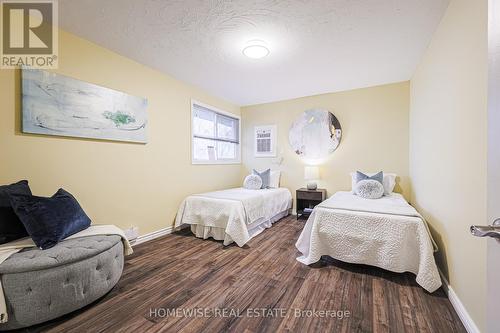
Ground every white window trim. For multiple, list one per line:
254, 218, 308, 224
191, 99, 241, 165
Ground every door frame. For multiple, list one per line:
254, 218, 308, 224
487, 1, 500, 332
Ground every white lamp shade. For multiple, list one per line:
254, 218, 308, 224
304, 166, 320, 180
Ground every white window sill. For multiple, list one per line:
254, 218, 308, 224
192, 160, 241, 165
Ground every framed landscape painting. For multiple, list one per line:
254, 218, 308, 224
22, 68, 148, 143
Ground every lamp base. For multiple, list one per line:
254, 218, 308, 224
307, 182, 317, 190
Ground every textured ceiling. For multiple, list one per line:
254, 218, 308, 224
59, 0, 450, 106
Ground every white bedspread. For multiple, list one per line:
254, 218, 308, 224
296, 191, 441, 292
175, 187, 292, 246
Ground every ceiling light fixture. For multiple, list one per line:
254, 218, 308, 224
243, 40, 270, 59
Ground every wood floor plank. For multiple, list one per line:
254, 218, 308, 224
25, 216, 466, 333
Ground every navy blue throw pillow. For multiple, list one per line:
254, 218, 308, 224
0, 180, 31, 244
9, 189, 91, 250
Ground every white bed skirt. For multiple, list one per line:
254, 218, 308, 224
190, 209, 289, 245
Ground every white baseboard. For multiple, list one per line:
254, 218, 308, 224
439, 270, 480, 333
131, 226, 170, 246
130, 224, 189, 246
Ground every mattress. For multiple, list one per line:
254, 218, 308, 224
175, 187, 292, 246
295, 191, 442, 292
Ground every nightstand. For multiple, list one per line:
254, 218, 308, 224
296, 188, 327, 220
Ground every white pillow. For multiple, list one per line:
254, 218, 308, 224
269, 171, 281, 188
350, 172, 397, 195
243, 174, 262, 190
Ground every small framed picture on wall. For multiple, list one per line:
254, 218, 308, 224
254, 125, 277, 157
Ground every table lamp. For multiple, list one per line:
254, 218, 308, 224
304, 166, 320, 190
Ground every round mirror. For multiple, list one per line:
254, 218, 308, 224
289, 109, 342, 159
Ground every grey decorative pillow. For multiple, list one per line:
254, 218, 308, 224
356, 171, 384, 184
252, 169, 270, 189
355, 179, 385, 199
243, 174, 263, 190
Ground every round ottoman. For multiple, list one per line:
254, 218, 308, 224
0, 235, 124, 330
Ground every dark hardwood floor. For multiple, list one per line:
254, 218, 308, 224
26, 216, 465, 333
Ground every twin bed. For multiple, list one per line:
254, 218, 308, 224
295, 191, 441, 292
175, 177, 441, 292
175, 187, 292, 246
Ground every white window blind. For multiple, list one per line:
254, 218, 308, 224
192, 102, 240, 164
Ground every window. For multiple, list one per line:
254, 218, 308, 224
191, 101, 241, 164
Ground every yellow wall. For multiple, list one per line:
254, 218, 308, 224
241, 82, 410, 206
0, 30, 242, 236
410, 0, 487, 330
0, 10, 487, 330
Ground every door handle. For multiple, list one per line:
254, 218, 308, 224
471, 218, 500, 238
